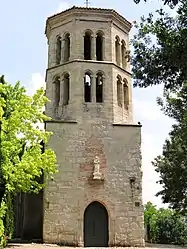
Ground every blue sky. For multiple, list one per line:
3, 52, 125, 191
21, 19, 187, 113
0, 0, 175, 207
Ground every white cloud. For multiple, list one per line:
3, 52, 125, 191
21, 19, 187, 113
24, 73, 46, 130
141, 131, 169, 208
26, 73, 46, 96
46, 1, 70, 19
134, 98, 163, 121
56, 2, 70, 13
133, 85, 174, 208
141, 131, 164, 207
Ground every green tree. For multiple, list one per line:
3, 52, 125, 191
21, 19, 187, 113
133, 0, 179, 6
152, 82, 187, 213
150, 208, 187, 245
144, 202, 157, 242
131, 0, 187, 213
131, 0, 187, 92
144, 202, 187, 245
0, 76, 57, 246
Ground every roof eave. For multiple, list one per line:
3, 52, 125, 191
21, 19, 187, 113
45, 6, 132, 37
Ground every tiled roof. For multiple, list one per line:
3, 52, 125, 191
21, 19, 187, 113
46, 5, 131, 26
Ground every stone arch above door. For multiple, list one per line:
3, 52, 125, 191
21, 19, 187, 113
84, 201, 109, 247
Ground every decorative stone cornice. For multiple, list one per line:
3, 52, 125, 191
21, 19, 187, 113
46, 59, 132, 76
45, 6, 132, 38
113, 123, 142, 127
45, 119, 77, 124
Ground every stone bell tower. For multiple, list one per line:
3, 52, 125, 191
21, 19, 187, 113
44, 6, 145, 247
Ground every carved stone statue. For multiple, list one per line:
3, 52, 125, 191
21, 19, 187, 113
93, 156, 102, 180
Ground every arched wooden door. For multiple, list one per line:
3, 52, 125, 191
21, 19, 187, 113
84, 201, 109, 247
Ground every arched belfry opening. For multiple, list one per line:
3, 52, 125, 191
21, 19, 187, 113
84, 201, 109, 247
53, 76, 60, 107
96, 72, 104, 103
63, 73, 70, 106
96, 32, 103, 61
64, 33, 70, 62
117, 75, 122, 107
84, 31, 92, 60
115, 36, 120, 66
84, 72, 92, 102
123, 79, 129, 110
121, 40, 126, 68
56, 36, 61, 65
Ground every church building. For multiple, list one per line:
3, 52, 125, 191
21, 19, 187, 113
44, 6, 145, 247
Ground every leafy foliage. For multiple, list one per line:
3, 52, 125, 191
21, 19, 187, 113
152, 82, 187, 213
133, 0, 180, 7
0, 76, 57, 246
144, 202, 187, 245
144, 201, 157, 225
132, 0, 187, 214
0, 76, 57, 193
144, 202, 157, 241
131, 1, 187, 91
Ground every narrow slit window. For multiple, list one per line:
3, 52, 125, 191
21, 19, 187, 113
63, 74, 70, 106
96, 73, 103, 103
84, 73, 91, 102
56, 36, 61, 65
96, 33, 103, 61
84, 32, 92, 60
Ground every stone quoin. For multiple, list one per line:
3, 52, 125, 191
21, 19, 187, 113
44, 6, 145, 247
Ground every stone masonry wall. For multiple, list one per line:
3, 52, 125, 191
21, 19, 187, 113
44, 7, 144, 247
43, 121, 144, 247
45, 61, 114, 122
47, 14, 112, 68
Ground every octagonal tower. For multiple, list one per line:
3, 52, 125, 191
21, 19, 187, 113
44, 6, 144, 247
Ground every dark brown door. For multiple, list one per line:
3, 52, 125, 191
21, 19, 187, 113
84, 201, 109, 247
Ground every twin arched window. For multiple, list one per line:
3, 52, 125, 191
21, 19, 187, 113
56, 33, 70, 65
84, 72, 104, 103
53, 73, 70, 107
55, 30, 104, 65
53, 73, 128, 109
84, 31, 104, 61
117, 75, 129, 110
56, 32, 127, 67
53, 72, 104, 107
115, 36, 127, 69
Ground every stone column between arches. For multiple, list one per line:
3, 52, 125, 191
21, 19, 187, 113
102, 35, 106, 61
58, 76, 64, 116
91, 75, 95, 103
61, 39, 65, 64
91, 35, 96, 60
